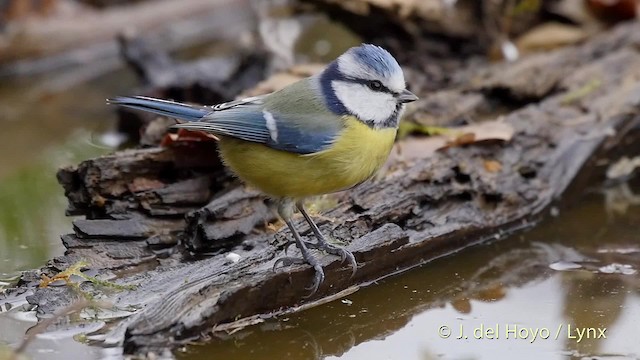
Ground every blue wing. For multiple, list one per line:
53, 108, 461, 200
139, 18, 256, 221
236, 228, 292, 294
108, 94, 340, 154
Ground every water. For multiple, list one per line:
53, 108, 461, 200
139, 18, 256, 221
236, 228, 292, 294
177, 189, 640, 360
0, 68, 139, 278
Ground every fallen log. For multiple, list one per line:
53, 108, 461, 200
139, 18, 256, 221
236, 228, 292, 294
0, 0, 254, 78
4, 20, 640, 359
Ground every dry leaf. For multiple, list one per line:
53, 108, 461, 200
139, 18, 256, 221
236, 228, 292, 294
440, 120, 515, 150
451, 298, 472, 314
606, 156, 640, 180
483, 160, 503, 173
446, 132, 476, 147
160, 128, 218, 147
39, 261, 88, 288
475, 285, 507, 302
515, 22, 588, 53
388, 120, 515, 167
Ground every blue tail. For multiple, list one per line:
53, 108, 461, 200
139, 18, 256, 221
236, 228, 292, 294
107, 96, 209, 122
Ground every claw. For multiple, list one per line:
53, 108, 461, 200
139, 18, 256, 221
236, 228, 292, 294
283, 241, 297, 256
340, 249, 358, 278
304, 263, 325, 296
273, 256, 304, 271
273, 213, 327, 296
315, 243, 358, 278
273, 253, 325, 297
296, 202, 359, 278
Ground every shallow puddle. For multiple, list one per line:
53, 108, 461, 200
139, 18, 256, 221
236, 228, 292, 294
176, 189, 640, 360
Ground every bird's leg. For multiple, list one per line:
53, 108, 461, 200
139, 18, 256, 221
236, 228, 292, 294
273, 219, 325, 294
273, 200, 325, 295
296, 201, 358, 277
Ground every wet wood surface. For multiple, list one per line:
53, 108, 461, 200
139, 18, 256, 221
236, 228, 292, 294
4, 19, 640, 359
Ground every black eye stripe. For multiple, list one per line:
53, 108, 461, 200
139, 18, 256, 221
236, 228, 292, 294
343, 77, 393, 94
371, 82, 393, 94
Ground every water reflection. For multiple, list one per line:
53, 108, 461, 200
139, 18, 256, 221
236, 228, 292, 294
0, 69, 136, 277
179, 190, 640, 360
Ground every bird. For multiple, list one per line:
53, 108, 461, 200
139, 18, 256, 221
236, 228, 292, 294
108, 44, 418, 295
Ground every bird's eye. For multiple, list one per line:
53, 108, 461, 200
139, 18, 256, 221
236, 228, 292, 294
368, 80, 383, 91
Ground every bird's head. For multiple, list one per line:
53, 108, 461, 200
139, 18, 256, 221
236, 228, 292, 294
319, 44, 418, 129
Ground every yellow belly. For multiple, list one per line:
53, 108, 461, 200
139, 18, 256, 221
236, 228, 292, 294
218, 117, 396, 199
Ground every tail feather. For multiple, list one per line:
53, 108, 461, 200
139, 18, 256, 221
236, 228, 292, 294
107, 96, 209, 122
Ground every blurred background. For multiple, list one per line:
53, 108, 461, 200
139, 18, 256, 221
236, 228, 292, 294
0, 0, 639, 359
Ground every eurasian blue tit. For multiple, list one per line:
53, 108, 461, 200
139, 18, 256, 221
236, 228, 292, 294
109, 44, 418, 294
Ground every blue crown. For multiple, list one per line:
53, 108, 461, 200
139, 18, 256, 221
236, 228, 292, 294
348, 44, 401, 78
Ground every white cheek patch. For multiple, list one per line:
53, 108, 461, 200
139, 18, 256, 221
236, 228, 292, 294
332, 81, 396, 125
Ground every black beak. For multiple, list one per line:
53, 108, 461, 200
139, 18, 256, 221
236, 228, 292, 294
397, 89, 418, 103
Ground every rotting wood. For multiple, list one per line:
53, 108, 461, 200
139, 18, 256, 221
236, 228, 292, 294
0, 0, 254, 75
2, 20, 640, 358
